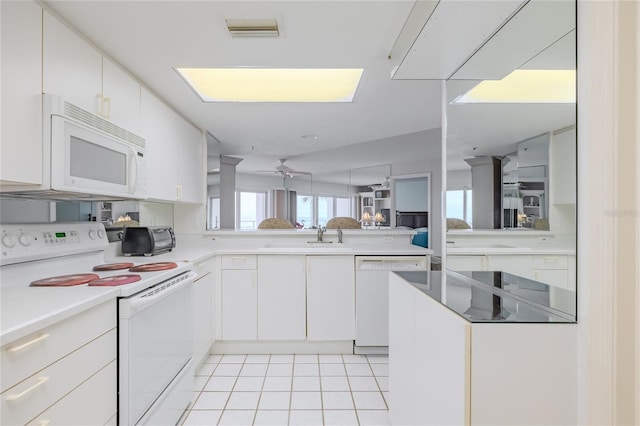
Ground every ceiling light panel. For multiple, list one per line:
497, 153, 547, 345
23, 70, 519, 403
452, 69, 576, 104
176, 68, 364, 102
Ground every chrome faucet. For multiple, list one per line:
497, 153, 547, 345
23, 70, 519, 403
337, 228, 343, 244
317, 226, 326, 242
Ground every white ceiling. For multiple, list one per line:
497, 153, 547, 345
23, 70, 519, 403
43, 0, 576, 178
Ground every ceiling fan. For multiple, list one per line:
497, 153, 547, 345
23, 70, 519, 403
370, 177, 391, 190
258, 158, 311, 178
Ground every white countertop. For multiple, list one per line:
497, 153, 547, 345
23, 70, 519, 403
2, 238, 430, 346
0, 286, 119, 345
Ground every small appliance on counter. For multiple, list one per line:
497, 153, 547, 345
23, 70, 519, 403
121, 226, 176, 256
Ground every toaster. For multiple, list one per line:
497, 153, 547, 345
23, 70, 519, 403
121, 226, 176, 256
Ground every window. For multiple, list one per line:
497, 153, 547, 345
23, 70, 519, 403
446, 189, 473, 227
237, 191, 267, 230
336, 197, 350, 217
208, 197, 220, 229
317, 196, 334, 227
296, 195, 313, 228
295, 194, 354, 228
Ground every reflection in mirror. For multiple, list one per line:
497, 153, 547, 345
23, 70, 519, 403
445, 0, 576, 293
351, 165, 391, 228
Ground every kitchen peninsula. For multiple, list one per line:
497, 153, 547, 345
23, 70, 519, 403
388, 269, 577, 425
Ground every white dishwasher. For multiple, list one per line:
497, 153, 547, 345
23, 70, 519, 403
355, 256, 429, 354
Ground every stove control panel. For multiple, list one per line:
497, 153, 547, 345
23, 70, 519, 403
0, 223, 108, 266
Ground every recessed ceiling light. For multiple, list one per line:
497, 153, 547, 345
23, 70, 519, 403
301, 134, 319, 141
175, 68, 364, 102
452, 70, 576, 104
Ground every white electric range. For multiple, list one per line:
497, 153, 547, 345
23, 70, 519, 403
0, 222, 196, 426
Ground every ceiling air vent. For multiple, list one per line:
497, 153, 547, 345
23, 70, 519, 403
226, 19, 279, 38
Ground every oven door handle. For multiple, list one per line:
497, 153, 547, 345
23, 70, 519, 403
121, 271, 197, 317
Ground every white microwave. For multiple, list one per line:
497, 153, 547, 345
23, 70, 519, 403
2, 94, 146, 200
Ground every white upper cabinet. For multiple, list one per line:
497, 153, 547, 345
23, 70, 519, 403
101, 58, 142, 134
175, 115, 204, 204
43, 10, 141, 133
0, 1, 43, 185
141, 88, 179, 201
141, 88, 203, 203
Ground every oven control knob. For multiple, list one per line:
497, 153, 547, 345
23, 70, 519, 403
18, 233, 32, 246
89, 230, 98, 240
97, 230, 105, 239
2, 234, 17, 248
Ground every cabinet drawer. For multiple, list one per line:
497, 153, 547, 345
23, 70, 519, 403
446, 256, 484, 271
194, 256, 216, 276
1, 300, 116, 393
532, 255, 568, 270
221, 255, 257, 270
27, 360, 116, 426
1, 328, 116, 426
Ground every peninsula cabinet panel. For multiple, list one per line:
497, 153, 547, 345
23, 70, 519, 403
0, 0, 43, 185
257, 255, 306, 341
306, 256, 355, 341
389, 274, 577, 426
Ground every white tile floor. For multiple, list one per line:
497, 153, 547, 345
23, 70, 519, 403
182, 354, 391, 426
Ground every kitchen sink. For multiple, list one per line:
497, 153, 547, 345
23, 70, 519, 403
259, 242, 354, 252
447, 242, 531, 252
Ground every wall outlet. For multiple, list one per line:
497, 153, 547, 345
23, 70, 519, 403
383, 236, 394, 243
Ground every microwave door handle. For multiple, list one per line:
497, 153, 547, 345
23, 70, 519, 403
128, 148, 138, 195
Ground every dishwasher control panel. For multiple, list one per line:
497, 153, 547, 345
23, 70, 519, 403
355, 256, 428, 271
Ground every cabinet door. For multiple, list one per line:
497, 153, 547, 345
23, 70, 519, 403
140, 88, 179, 201
43, 10, 102, 114
102, 58, 141, 134
257, 255, 306, 341
486, 255, 533, 279
533, 269, 569, 289
306, 256, 355, 341
221, 269, 257, 340
446, 255, 485, 271
1, 1, 43, 185
176, 117, 204, 203
193, 258, 215, 365
549, 128, 576, 204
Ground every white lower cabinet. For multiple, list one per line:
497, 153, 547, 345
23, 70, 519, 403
257, 255, 306, 341
1, 300, 116, 426
221, 255, 257, 340
306, 256, 355, 341
193, 256, 215, 366
218, 254, 356, 343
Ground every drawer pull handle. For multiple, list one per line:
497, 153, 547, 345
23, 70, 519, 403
8, 333, 50, 352
6, 376, 49, 401
231, 257, 246, 261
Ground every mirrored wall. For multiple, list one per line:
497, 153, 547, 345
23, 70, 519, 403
445, 0, 577, 293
